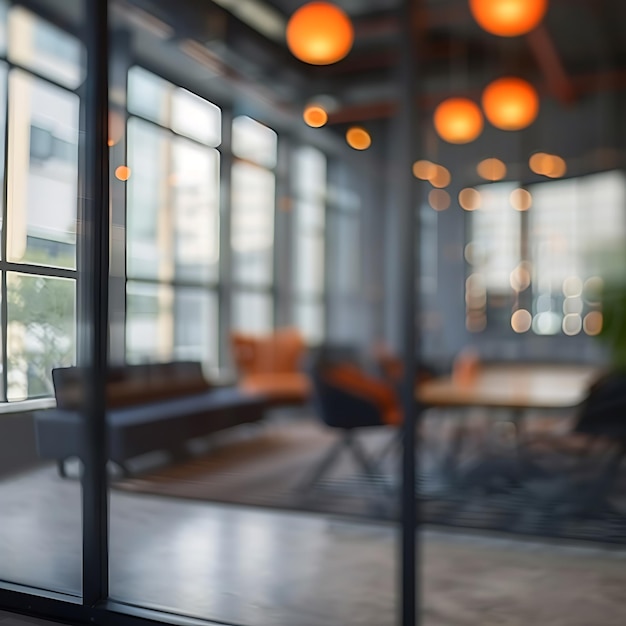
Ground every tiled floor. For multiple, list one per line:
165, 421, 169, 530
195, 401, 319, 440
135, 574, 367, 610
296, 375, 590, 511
1, 464, 626, 626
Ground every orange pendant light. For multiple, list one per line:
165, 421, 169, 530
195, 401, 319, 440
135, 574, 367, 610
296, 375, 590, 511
286, 2, 354, 65
434, 98, 484, 144
482, 77, 539, 131
469, 0, 548, 37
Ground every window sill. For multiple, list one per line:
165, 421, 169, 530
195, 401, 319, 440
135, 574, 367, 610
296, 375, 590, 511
0, 397, 56, 415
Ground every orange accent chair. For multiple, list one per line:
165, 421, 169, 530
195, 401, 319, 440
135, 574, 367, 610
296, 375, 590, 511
230, 327, 310, 405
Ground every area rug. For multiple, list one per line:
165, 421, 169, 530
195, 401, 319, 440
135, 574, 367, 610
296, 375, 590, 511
113, 417, 626, 544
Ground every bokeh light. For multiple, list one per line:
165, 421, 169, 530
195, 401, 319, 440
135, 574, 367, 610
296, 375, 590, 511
510, 263, 531, 291
115, 165, 131, 181
346, 127, 371, 150
583, 276, 603, 305
583, 311, 603, 336
459, 188, 482, 211
477, 157, 507, 181
533, 311, 561, 335
529, 152, 551, 175
429, 189, 451, 211
511, 309, 532, 333
563, 313, 582, 336
413, 159, 437, 180
510, 188, 532, 211
303, 104, 328, 127
545, 155, 567, 178
563, 276, 583, 298
563, 297, 583, 315
529, 152, 567, 177
430, 165, 451, 188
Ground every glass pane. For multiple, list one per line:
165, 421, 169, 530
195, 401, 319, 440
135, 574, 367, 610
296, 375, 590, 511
173, 138, 220, 283
294, 145, 326, 201
0, 0, 84, 606
294, 300, 324, 344
173, 288, 219, 368
472, 182, 521, 293
232, 291, 272, 333
294, 231, 324, 295
8, 6, 84, 89
529, 171, 626, 336
232, 115, 277, 168
127, 66, 172, 127
294, 199, 325, 231
7, 272, 76, 401
7, 70, 79, 269
231, 161, 275, 286
127, 117, 171, 280
126, 281, 173, 363
172, 88, 221, 146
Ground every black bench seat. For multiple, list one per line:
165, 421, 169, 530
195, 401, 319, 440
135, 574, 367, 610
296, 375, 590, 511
33, 362, 268, 476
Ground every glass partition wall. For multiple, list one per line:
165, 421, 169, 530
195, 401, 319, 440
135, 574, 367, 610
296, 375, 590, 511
0, 0, 410, 625
4, 1, 624, 626
0, 0, 84, 599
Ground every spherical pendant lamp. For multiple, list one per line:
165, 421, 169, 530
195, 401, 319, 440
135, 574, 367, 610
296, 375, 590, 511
469, 0, 548, 37
286, 2, 354, 65
482, 77, 539, 131
434, 98, 484, 144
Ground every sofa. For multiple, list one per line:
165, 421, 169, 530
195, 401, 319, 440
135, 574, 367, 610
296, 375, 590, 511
33, 361, 268, 477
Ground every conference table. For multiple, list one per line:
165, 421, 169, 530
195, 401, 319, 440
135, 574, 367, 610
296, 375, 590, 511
416, 363, 600, 412
414, 363, 602, 490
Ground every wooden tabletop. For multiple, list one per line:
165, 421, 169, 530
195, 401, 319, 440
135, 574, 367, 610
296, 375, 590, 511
416, 364, 601, 411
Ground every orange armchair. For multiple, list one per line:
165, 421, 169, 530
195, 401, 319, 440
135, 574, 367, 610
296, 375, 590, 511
230, 327, 310, 405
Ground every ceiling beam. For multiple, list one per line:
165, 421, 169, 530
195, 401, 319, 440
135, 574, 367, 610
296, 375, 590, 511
525, 25, 577, 104
326, 67, 624, 125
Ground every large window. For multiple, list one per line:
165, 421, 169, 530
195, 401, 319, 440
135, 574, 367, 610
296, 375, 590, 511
230, 115, 277, 333
291, 146, 326, 343
126, 67, 221, 367
1, 6, 81, 400
467, 171, 626, 336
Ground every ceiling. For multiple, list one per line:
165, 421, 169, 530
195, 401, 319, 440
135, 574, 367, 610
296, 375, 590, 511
116, 0, 626, 128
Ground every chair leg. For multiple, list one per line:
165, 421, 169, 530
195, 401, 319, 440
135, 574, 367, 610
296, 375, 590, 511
347, 434, 393, 496
375, 429, 403, 469
297, 434, 348, 493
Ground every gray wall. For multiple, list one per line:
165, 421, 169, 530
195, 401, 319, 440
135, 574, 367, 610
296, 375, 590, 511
0, 412, 41, 478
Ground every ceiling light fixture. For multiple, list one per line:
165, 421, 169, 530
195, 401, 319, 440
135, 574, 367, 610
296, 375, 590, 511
286, 2, 354, 65
469, 0, 548, 37
482, 77, 539, 131
434, 97, 484, 144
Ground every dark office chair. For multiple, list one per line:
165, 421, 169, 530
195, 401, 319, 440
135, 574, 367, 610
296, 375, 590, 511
521, 369, 626, 515
298, 346, 402, 494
